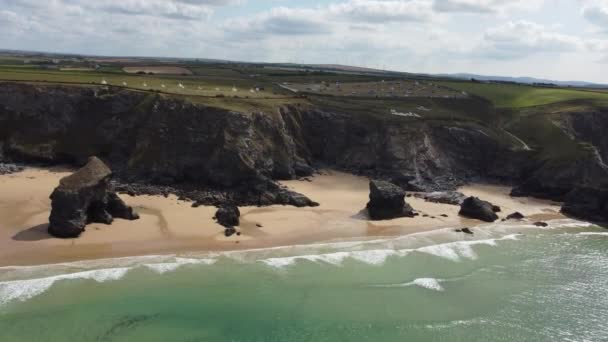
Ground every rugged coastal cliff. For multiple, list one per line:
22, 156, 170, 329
1, 83, 607, 222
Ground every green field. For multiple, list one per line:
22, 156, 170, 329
2, 54, 608, 114
439, 81, 608, 108
0, 66, 288, 99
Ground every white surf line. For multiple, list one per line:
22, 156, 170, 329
0, 267, 131, 306
578, 232, 608, 236
503, 130, 531, 151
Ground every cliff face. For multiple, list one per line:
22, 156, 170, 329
0, 84, 305, 188
1, 82, 607, 222
0, 83, 518, 191
282, 105, 516, 191
511, 110, 608, 201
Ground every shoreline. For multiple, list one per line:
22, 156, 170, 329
0, 167, 565, 267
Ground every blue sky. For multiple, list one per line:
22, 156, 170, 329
2, 0, 608, 82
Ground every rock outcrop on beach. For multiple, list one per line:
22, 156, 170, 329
0, 163, 22, 175
414, 191, 466, 205
215, 205, 240, 228
505, 212, 525, 221
561, 187, 608, 223
455, 228, 474, 235
367, 180, 415, 220
48, 157, 139, 238
458, 197, 499, 222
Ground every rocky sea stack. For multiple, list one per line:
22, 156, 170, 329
48, 157, 139, 238
366, 180, 415, 220
215, 205, 240, 228
459, 197, 499, 222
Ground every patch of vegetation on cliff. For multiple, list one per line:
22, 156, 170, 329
503, 101, 603, 168
308, 95, 498, 125
184, 95, 308, 113
439, 81, 608, 108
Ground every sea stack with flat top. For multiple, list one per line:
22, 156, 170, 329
48, 156, 139, 238
367, 180, 415, 220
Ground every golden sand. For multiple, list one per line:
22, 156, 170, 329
0, 168, 564, 266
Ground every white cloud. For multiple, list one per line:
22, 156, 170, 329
480, 20, 583, 59
582, 1, 608, 28
328, 0, 433, 23
6, 0, 239, 21
225, 7, 331, 38
433, 0, 545, 13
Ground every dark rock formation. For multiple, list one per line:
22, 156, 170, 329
48, 157, 139, 238
0, 163, 23, 175
215, 205, 240, 227
366, 180, 415, 220
5, 82, 608, 224
534, 222, 549, 227
455, 228, 474, 235
0, 83, 518, 204
492, 205, 501, 213
562, 187, 608, 222
414, 191, 466, 205
224, 227, 237, 237
458, 197, 499, 222
505, 212, 525, 221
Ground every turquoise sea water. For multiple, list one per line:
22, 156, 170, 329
0, 219, 606, 341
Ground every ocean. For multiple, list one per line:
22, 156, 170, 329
0, 219, 606, 341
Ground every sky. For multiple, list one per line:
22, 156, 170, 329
2, 0, 608, 82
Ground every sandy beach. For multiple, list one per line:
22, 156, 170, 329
0, 167, 564, 266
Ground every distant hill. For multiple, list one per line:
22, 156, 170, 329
442, 73, 608, 89
1, 49, 606, 88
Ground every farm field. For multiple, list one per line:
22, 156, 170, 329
1, 54, 608, 113
438, 81, 608, 108
287, 79, 465, 99
0, 66, 286, 99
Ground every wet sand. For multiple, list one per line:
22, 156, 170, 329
0, 168, 564, 266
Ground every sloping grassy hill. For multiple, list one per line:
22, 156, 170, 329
439, 81, 608, 108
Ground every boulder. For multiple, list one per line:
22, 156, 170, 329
216, 205, 240, 227
455, 228, 474, 235
458, 197, 499, 222
414, 191, 467, 206
0, 163, 23, 175
224, 227, 237, 237
534, 222, 549, 227
561, 187, 608, 222
48, 157, 139, 238
506, 212, 525, 221
366, 180, 415, 220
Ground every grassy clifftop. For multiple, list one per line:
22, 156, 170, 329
438, 81, 608, 108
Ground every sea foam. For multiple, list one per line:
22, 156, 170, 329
373, 278, 445, 291
0, 267, 130, 306
0, 216, 587, 306
578, 232, 608, 237
144, 258, 216, 274
259, 235, 521, 268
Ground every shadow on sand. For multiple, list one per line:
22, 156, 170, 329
12, 223, 53, 241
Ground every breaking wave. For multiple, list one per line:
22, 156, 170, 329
577, 232, 608, 237
259, 234, 521, 269
377, 278, 446, 291
0, 218, 593, 307
0, 267, 130, 306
